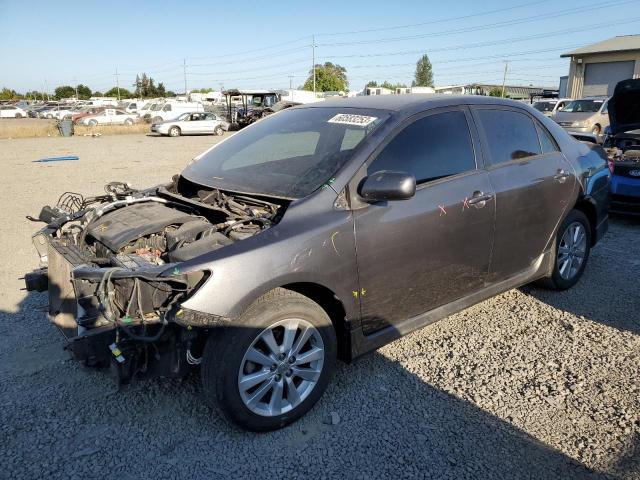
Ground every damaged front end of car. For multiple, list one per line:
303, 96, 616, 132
24, 178, 287, 383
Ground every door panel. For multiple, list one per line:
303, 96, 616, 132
355, 172, 495, 333
472, 107, 576, 280
353, 108, 495, 334
485, 154, 574, 279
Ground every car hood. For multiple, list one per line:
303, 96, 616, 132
608, 78, 640, 136
551, 111, 595, 123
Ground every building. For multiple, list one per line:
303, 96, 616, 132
433, 83, 546, 101
365, 87, 393, 96
395, 86, 435, 94
561, 35, 640, 98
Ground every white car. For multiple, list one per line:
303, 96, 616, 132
51, 106, 77, 120
150, 112, 229, 137
81, 109, 138, 126
0, 105, 28, 118
531, 98, 572, 117
145, 102, 204, 123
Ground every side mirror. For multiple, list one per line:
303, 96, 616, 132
358, 170, 416, 202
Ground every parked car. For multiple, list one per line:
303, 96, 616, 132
80, 109, 138, 126
551, 97, 610, 141
25, 95, 609, 431
532, 98, 572, 117
50, 106, 76, 120
144, 101, 204, 123
151, 112, 229, 137
0, 105, 28, 118
38, 105, 73, 119
72, 106, 106, 124
604, 78, 640, 215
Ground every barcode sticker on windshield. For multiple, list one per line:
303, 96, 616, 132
328, 114, 377, 127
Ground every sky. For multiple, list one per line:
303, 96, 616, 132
1, 0, 639, 94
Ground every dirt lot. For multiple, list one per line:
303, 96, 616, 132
0, 134, 639, 479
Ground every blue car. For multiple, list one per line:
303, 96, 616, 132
606, 79, 640, 215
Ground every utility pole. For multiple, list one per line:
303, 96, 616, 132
74, 77, 78, 101
312, 35, 316, 94
183, 58, 188, 100
115, 68, 121, 101
44, 80, 49, 101
501, 61, 509, 99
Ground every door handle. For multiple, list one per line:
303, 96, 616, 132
467, 191, 494, 208
554, 169, 570, 183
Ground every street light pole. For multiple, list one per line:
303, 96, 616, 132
501, 61, 509, 98
115, 68, 121, 101
312, 35, 316, 94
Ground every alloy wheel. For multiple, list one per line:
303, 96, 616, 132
557, 221, 587, 280
238, 318, 325, 417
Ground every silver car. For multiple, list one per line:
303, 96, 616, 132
551, 97, 609, 138
151, 112, 229, 137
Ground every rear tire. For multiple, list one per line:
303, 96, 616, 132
124, 118, 134, 126
168, 126, 181, 137
88, 119, 98, 126
539, 209, 591, 290
201, 288, 336, 431
591, 124, 601, 135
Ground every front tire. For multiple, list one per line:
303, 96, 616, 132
201, 288, 336, 431
540, 209, 591, 290
124, 118, 134, 126
214, 125, 224, 136
88, 119, 98, 126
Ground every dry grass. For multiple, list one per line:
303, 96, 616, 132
0, 119, 150, 139
0, 121, 58, 139
74, 123, 150, 136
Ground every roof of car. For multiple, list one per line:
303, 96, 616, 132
298, 94, 525, 112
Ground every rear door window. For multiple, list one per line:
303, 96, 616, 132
476, 109, 541, 165
370, 110, 476, 184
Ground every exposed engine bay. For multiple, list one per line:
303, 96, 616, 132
606, 132, 640, 163
25, 177, 287, 381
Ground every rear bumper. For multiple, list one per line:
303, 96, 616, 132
610, 194, 640, 215
610, 174, 640, 215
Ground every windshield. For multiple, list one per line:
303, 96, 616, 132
533, 101, 556, 112
560, 99, 604, 113
181, 107, 390, 198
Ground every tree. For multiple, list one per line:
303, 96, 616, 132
0, 87, 21, 100
104, 87, 132, 98
54, 85, 76, 100
302, 62, 348, 92
381, 81, 406, 91
92, 91, 103, 97
156, 82, 166, 97
488, 87, 506, 97
76, 84, 92, 100
365, 80, 407, 92
413, 54, 434, 87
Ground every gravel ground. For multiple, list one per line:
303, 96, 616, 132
0, 134, 639, 479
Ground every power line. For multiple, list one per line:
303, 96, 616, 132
315, 0, 552, 36
317, 0, 637, 47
